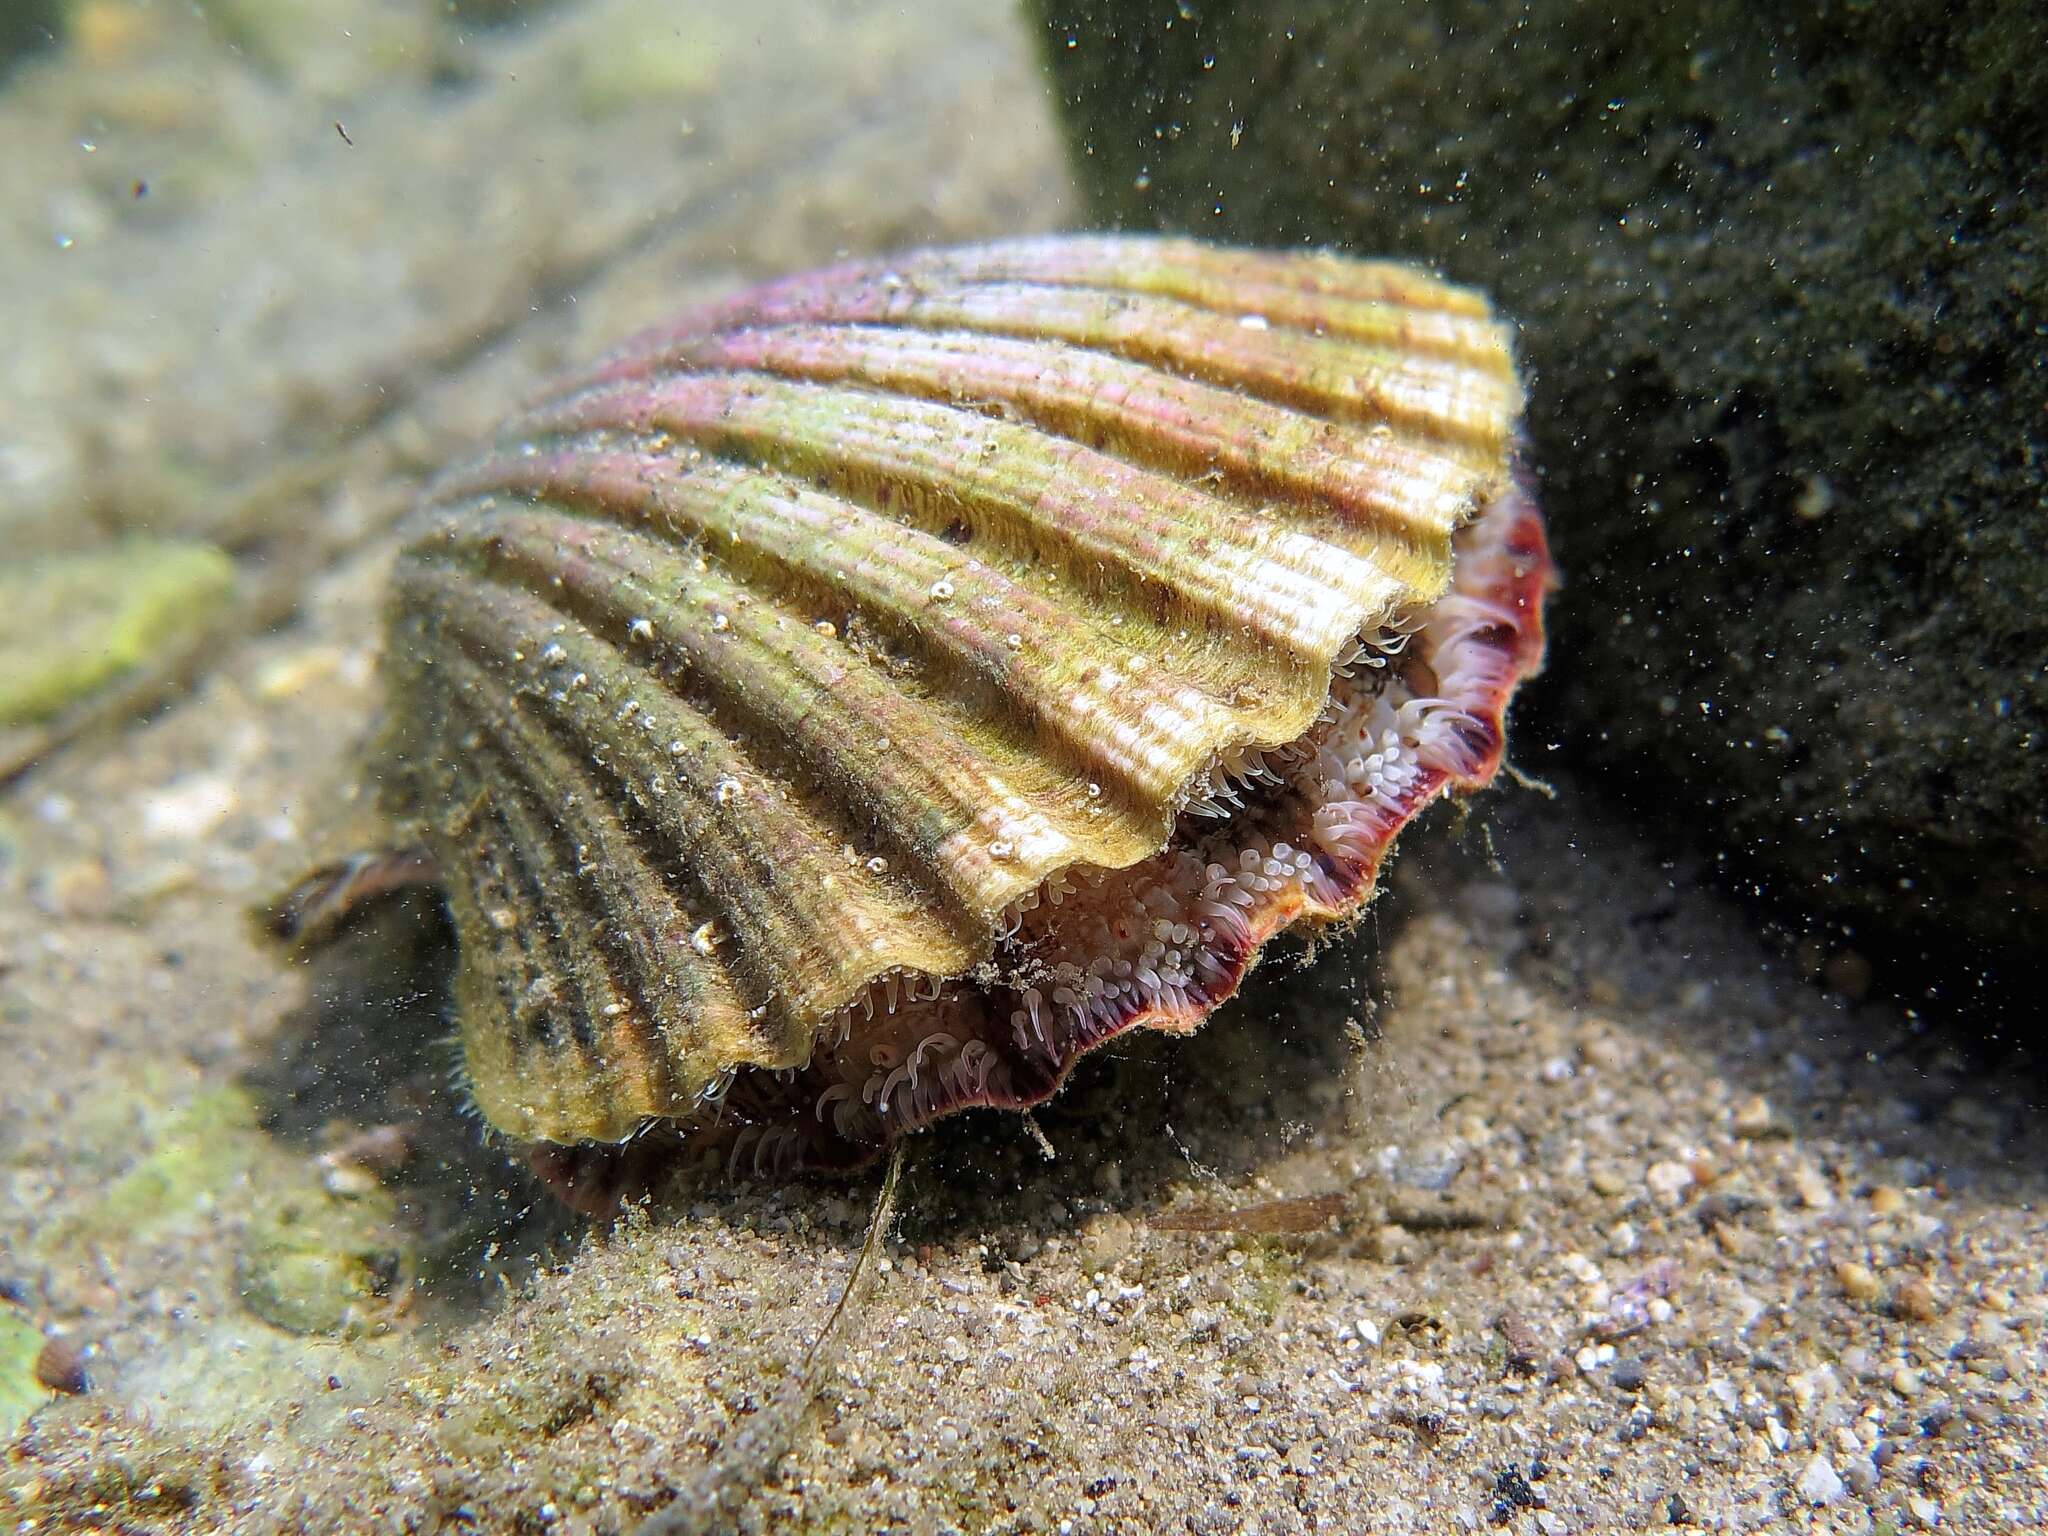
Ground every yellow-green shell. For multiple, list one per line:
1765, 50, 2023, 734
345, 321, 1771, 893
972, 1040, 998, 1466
381, 236, 1523, 1144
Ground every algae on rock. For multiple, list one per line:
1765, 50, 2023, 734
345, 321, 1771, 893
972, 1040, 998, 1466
0, 540, 235, 726
0, 1308, 54, 1441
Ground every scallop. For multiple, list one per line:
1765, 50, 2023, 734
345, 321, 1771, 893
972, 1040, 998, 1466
295, 235, 1553, 1173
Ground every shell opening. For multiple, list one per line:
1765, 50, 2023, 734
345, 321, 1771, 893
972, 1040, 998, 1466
690, 474, 1546, 1174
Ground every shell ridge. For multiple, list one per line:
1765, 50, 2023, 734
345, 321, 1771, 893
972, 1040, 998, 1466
448, 452, 1275, 820
403, 518, 1122, 987
596, 237, 1497, 378
404, 559, 992, 1046
432, 648, 755, 1123
415, 517, 1447, 1101
890, 235, 1498, 319
628, 322, 1472, 563
434, 474, 1471, 954
453, 793, 609, 1138
509, 370, 1401, 661
719, 283, 1522, 449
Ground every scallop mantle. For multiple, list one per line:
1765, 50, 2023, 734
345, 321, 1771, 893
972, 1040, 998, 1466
371, 235, 1550, 1158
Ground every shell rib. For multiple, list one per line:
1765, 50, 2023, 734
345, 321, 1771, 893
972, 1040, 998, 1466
378, 235, 1541, 1152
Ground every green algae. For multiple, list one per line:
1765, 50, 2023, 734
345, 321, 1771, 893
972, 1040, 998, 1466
0, 540, 235, 726
567, 14, 726, 116
236, 1181, 409, 1338
44, 1083, 413, 1339
0, 1308, 52, 1440
57, 1084, 270, 1250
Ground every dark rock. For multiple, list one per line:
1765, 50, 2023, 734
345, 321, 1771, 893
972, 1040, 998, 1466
32, 1335, 88, 1395
1025, 0, 2048, 1012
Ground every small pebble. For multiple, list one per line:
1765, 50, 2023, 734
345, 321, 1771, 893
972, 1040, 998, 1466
1573, 1341, 1616, 1375
1579, 1031, 1626, 1071
1645, 1160, 1695, 1204
1796, 1454, 1845, 1506
1837, 1261, 1880, 1302
1730, 1095, 1779, 1137
33, 1336, 90, 1395
1892, 1278, 1942, 1323
1844, 1457, 1880, 1495
1869, 1185, 1907, 1217
1791, 1162, 1836, 1211
140, 773, 239, 843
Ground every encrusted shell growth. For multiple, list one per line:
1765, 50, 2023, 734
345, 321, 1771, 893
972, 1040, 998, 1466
371, 235, 1551, 1169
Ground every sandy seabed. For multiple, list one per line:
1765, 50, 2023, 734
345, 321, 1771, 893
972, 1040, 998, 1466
1, 1, 2041, 1532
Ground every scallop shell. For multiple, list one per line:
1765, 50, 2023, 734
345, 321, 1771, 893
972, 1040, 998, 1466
361, 235, 1550, 1168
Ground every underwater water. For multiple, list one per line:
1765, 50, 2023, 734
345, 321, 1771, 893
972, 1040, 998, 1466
2, 2, 2041, 1532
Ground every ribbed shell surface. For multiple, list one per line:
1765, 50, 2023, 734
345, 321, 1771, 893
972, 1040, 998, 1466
383, 236, 1523, 1143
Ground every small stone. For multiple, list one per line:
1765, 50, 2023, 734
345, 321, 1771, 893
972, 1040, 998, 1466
1373, 1223, 1415, 1264
1890, 1367, 1923, 1398
941, 1335, 970, 1364
1797, 1455, 1845, 1506
1730, 1096, 1779, 1137
1645, 1160, 1695, 1205
1579, 1031, 1627, 1071
1892, 1278, 1942, 1323
1844, 1457, 1880, 1495
1869, 1185, 1907, 1216
33, 1337, 89, 1395
1906, 1494, 1942, 1527
1711, 1221, 1753, 1259
1394, 1139, 1466, 1191
1076, 1213, 1136, 1273
1791, 1162, 1835, 1211
1574, 1341, 1616, 1375
319, 1162, 380, 1199
1589, 1166, 1629, 1198
1837, 1261, 1881, 1301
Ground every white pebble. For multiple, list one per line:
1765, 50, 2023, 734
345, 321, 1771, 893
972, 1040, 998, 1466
1645, 1160, 1696, 1204
1797, 1455, 1845, 1506
141, 774, 238, 842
